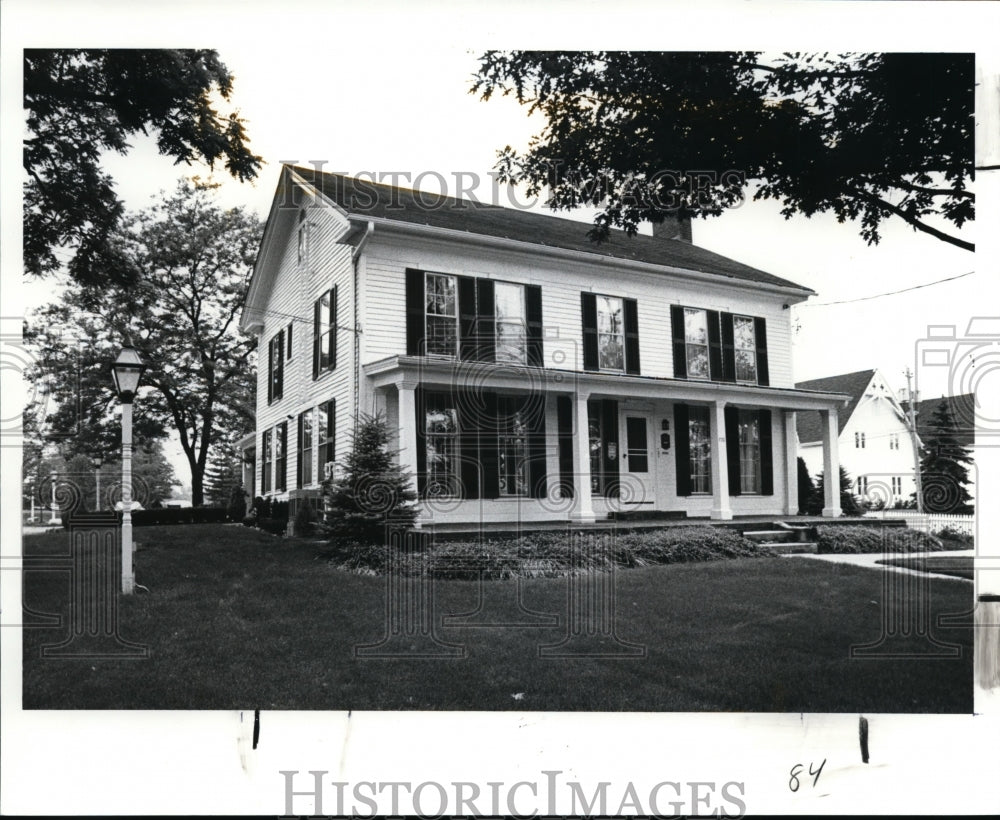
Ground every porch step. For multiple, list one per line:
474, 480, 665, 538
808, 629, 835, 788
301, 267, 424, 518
761, 541, 818, 554
744, 529, 795, 543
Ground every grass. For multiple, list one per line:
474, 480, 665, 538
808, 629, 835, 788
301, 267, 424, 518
876, 555, 974, 581
21, 523, 974, 712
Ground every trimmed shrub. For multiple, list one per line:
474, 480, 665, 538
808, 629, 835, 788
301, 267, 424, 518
933, 525, 973, 546
326, 525, 773, 578
293, 501, 318, 537
64, 506, 229, 528
816, 525, 942, 554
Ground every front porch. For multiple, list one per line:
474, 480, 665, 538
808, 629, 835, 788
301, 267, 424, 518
364, 355, 850, 527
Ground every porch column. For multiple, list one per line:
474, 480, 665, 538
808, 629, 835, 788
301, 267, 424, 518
784, 410, 798, 515
570, 390, 596, 524
396, 380, 421, 525
821, 407, 841, 517
710, 400, 732, 520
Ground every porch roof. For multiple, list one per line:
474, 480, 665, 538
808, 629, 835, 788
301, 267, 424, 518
364, 355, 850, 412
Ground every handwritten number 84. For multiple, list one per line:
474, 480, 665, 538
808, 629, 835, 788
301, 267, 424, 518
789, 759, 826, 792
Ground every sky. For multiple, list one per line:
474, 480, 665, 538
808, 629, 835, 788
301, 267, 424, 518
4, 2, 1000, 815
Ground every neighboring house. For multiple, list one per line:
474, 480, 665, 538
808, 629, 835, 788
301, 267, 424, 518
238, 165, 849, 526
900, 392, 977, 503
795, 369, 917, 505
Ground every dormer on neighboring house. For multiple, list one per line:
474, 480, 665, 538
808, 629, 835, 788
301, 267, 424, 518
796, 368, 917, 504
238, 165, 850, 527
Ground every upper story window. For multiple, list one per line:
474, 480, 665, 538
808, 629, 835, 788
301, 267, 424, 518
733, 315, 757, 382
495, 281, 526, 364
683, 308, 710, 379
313, 287, 337, 378
889, 432, 900, 450
670, 307, 769, 386
406, 269, 543, 367
297, 210, 307, 266
267, 329, 284, 404
581, 292, 639, 374
596, 295, 625, 371
424, 272, 458, 357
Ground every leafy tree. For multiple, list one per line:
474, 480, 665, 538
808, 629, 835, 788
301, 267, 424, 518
808, 466, 861, 516
323, 413, 418, 543
796, 456, 815, 515
26, 178, 260, 506
24, 49, 263, 285
915, 400, 973, 513
473, 51, 973, 251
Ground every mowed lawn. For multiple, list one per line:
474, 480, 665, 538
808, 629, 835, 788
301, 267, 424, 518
22, 523, 973, 712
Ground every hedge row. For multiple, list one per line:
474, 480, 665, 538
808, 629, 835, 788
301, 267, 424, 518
63, 506, 230, 528
815, 525, 943, 554
326, 525, 773, 579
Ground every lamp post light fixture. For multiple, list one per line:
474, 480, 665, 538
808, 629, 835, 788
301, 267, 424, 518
93, 455, 104, 511
48, 471, 62, 526
112, 345, 146, 595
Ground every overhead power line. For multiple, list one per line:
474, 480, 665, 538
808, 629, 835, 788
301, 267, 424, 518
798, 271, 975, 308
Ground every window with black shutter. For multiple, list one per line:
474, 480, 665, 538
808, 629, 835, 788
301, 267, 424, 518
313, 287, 336, 378
268, 330, 284, 404
671, 307, 769, 386
275, 421, 287, 493
675, 404, 711, 496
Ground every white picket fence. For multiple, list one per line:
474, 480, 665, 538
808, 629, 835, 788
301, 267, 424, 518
863, 510, 975, 536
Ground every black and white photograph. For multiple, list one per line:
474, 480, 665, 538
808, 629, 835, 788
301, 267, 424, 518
2, 0, 999, 816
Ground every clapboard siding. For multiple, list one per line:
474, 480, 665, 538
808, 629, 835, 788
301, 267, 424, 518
254, 200, 355, 495
359, 231, 796, 387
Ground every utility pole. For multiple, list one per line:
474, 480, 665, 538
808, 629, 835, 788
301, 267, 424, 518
904, 368, 923, 514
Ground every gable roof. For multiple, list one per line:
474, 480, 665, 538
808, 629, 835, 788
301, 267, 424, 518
290, 165, 813, 293
794, 369, 876, 443
901, 393, 976, 448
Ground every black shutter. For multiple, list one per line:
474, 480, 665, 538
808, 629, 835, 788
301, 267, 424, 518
480, 391, 500, 499
312, 299, 321, 378
602, 398, 620, 498
581, 292, 599, 371
707, 310, 722, 382
674, 403, 691, 496
556, 395, 574, 499
287, 323, 293, 359
754, 317, 769, 386
458, 276, 478, 361
405, 269, 425, 355
624, 297, 640, 375
329, 286, 338, 370
458, 387, 480, 499
759, 409, 774, 496
475, 277, 495, 362
277, 330, 284, 400
725, 406, 741, 496
267, 336, 273, 403
414, 388, 426, 496
525, 285, 543, 367
670, 305, 687, 378
720, 313, 736, 382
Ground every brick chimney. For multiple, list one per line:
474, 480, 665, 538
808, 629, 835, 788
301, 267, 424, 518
650, 212, 692, 243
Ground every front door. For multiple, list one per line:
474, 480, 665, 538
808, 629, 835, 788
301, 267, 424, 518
622, 415, 656, 507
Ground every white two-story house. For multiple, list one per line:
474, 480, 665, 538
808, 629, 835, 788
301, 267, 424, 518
796, 369, 918, 504
238, 165, 849, 526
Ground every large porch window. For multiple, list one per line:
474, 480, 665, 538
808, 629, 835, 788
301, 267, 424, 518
688, 406, 712, 493
261, 428, 273, 494
497, 395, 528, 496
737, 409, 761, 493
425, 392, 460, 496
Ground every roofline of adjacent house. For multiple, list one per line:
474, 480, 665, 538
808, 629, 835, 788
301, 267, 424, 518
342, 213, 816, 300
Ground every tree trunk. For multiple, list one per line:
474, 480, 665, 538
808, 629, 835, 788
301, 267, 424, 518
191, 467, 204, 507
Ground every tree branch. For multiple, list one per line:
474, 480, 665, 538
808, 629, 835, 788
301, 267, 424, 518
851, 189, 974, 252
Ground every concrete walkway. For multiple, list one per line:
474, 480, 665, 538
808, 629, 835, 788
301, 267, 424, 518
782, 549, 975, 582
